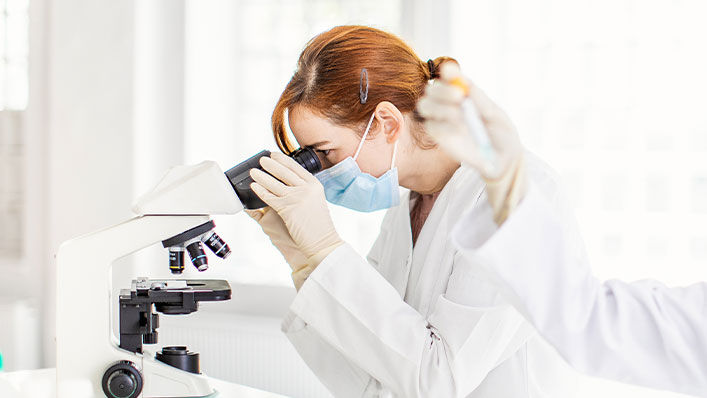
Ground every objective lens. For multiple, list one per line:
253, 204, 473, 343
186, 241, 208, 271
168, 247, 185, 274
202, 231, 231, 259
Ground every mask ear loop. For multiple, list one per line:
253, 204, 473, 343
353, 112, 376, 161
390, 139, 398, 169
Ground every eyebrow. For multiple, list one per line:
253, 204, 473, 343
307, 140, 331, 149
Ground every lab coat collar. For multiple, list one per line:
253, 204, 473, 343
387, 165, 479, 300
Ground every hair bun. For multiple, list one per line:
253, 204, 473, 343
427, 57, 459, 81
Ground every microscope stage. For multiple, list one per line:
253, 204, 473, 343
125, 278, 232, 302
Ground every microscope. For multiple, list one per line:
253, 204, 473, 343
55, 149, 321, 398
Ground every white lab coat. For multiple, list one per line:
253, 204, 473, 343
451, 174, 707, 398
282, 155, 579, 397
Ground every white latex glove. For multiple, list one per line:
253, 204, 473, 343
416, 63, 526, 224
245, 207, 315, 290
249, 152, 344, 267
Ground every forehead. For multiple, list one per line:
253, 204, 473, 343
288, 106, 355, 146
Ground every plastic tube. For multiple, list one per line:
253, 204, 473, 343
442, 64, 497, 174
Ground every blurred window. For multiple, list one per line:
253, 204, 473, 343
0, 0, 29, 111
0, 0, 28, 259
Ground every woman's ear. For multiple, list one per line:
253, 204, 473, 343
374, 101, 404, 143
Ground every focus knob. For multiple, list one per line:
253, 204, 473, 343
102, 361, 143, 398
108, 371, 136, 397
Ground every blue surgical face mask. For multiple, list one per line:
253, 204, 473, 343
315, 113, 400, 212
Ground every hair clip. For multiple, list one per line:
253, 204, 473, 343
359, 68, 369, 104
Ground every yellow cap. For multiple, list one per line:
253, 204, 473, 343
448, 77, 470, 96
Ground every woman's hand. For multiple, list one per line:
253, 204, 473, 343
245, 207, 315, 290
416, 66, 527, 224
417, 64, 523, 180
249, 152, 344, 266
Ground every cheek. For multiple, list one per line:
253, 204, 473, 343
354, 151, 390, 178
317, 154, 335, 169
319, 152, 347, 170
330, 151, 351, 165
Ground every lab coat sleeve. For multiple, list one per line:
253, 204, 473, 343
453, 184, 707, 397
283, 243, 528, 398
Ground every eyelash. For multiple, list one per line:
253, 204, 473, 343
316, 149, 331, 156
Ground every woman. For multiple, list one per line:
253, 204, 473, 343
247, 25, 579, 397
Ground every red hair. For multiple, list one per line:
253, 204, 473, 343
272, 25, 457, 153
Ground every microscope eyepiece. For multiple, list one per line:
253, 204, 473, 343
290, 147, 322, 174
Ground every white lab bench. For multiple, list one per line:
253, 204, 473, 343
0, 368, 287, 398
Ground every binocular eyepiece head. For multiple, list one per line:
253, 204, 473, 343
225, 147, 322, 210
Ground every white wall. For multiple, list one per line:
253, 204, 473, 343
35, 0, 189, 366
0, 0, 47, 371
41, 0, 138, 366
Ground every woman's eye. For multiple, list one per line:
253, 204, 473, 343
313, 149, 331, 166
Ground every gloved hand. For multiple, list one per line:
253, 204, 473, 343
245, 207, 315, 290
249, 152, 344, 267
416, 64, 527, 225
